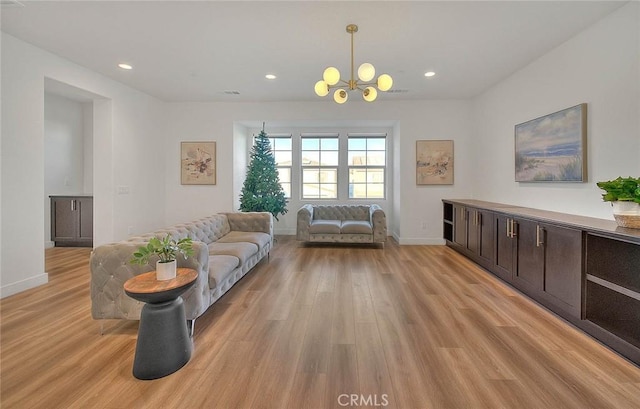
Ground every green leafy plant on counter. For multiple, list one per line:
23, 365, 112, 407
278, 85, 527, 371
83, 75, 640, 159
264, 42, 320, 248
596, 177, 640, 203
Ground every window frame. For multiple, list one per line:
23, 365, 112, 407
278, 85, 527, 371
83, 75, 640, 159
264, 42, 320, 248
347, 134, 387, 199
300, 134, 339, 200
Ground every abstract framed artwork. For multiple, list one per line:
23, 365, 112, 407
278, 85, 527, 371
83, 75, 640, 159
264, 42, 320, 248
416, 140, 454, 185
181, 141, 216, 185
515, 103, 587, 182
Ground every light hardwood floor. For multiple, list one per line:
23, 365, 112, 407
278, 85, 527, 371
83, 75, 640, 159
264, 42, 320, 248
2, 237, 640, 408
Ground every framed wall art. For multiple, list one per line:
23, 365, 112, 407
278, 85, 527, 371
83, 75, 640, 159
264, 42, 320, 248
515, 103, 587, 182
416, 140, 454, 185
181, 141, 216, 185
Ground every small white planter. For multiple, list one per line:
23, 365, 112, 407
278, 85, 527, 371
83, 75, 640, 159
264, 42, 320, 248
156, 260, 177, 281
612, 201, 640, 229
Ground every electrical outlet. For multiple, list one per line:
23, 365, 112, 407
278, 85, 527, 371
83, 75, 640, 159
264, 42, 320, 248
422, 221, 427, 229
128, 226, 133, 235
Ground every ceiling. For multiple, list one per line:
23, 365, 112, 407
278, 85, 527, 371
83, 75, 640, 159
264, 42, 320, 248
1, 1, 627, 102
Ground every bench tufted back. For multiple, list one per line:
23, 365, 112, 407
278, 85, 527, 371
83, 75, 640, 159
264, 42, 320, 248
313, 205, 371, 221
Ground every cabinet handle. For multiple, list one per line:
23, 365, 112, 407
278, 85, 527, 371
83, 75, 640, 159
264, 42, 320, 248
536, 225, 544, 247
71, 200, 75, 211
506, 218, 511, 237
511, 220, 518, 238
476, 212, 481, 226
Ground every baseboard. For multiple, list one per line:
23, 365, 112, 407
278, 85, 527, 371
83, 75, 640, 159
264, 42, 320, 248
274, 228, 296, 236
45, 241, 55, 249
1, 273, 48, 298
397, 237, 446, 245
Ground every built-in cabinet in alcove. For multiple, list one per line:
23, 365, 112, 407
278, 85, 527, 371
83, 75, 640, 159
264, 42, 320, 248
44, 91, 94, 247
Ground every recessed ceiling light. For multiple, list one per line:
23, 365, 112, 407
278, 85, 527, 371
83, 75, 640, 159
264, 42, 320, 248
118, 63, 133, 70
424, 71, 436, 77
265, 74, 277, 80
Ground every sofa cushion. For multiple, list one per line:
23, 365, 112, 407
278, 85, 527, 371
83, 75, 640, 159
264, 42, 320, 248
314, 205, 371, 221
217, 231, 271, 251
208, 242, 258, 264
208, 255, 240, 288
309, 220, 342, 234
341, 220, 373, 234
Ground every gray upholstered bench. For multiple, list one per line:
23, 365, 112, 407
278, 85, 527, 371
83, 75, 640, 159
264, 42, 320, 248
296, 204, 387, 244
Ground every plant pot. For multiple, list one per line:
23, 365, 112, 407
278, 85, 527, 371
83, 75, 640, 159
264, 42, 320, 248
612, 201, 640, 229
156, 260, 177, 281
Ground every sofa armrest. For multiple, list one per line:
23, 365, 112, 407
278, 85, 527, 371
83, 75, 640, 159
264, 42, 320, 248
370, 204, 387, 242
90, 240, 210, 321
297, 204, 314, 241
224, 212, 273, 236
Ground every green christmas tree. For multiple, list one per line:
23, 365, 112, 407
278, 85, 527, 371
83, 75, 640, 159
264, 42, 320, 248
239, 127, 288, 221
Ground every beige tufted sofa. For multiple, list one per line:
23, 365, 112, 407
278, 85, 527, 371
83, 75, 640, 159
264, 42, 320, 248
296, 204, 387, 244
90, 212, 272, 331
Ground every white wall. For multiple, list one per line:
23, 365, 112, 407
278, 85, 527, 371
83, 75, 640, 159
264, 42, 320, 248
44, 93, 87, 245
472, 2, 640, 220
1, 33, 166, 297
83, 102, 94, 194
163, 100, 474, 244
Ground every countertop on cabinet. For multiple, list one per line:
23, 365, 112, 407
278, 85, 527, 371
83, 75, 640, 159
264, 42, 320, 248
443, 199, 640, 244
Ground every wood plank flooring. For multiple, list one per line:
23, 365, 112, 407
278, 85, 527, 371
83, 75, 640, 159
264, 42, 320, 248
2, 238, 640, 408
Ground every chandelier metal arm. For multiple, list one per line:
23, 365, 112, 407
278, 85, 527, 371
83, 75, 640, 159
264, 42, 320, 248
350, 24, 356, 91
325, 80, 351, 91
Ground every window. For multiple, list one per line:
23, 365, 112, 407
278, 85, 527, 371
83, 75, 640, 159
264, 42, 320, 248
301, 135, 339, 199
258, 134, 292, 198
348, 135, 386, 198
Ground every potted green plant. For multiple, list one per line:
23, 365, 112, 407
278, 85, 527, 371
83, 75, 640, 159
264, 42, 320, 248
596, 176, 640, 229
130, 235, 194, 280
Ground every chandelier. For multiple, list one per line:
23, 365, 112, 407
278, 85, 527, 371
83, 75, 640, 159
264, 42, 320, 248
314, 24, 393, 103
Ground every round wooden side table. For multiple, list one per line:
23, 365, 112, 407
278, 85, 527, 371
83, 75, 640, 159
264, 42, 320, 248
124, 268, 198, 380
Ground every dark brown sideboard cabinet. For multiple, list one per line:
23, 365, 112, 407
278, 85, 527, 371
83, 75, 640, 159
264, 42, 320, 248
443, 199, 640, 365
50, 195, 93, 247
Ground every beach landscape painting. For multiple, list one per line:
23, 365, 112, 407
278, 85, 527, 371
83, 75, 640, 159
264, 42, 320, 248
515, 104, 587, 182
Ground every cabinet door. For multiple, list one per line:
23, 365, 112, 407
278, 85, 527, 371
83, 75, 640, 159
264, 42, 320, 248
51, 198, 77, 241
467, 209, 479, 254
78, 197, 93, 241
514, 219, 544, 293
542, 223, 582, 317
466, 209, 494, 265
477, 210, 494, 265
453, 205, 467, 247
494, 214, 515, 281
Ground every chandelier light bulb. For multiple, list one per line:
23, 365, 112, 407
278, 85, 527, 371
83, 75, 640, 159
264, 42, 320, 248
314, 80, 329, 97
334, 89, 348, 104
377, 74, 393, 92
358, 63, 375, 82
323, 67, 341, 86
363, 87, 377, 102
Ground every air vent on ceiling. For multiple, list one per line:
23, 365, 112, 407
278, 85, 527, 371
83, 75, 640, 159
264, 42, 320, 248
222, 90, 240, 95
0, 0, 25, 7
387, 89, 409, 94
